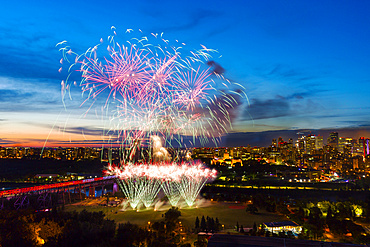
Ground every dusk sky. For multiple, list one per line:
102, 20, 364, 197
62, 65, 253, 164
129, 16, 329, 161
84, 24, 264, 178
1, 0, 370, 147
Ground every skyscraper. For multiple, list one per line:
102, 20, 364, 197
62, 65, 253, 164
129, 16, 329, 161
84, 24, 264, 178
306, 135, 316, 154
360, 137, 370, 157
316, 136, 324, 150
327, 132, 339, 149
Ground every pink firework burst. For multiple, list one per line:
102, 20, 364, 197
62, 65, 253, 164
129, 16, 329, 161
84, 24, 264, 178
58, 28, 246, 151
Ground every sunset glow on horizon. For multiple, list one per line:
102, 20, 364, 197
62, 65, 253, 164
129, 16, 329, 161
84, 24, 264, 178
1, 0, 370, 147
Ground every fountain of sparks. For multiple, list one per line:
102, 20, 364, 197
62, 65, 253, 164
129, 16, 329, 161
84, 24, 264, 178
105, 161, 217, 209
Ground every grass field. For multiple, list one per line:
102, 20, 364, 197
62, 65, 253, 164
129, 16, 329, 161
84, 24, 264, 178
65, 198, 287, 231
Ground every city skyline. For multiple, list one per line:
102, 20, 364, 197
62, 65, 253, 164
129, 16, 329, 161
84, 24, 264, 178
1, 0, 370, 147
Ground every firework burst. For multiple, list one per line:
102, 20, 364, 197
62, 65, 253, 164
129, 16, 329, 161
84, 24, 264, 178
58, 28, 244, 209
58, 28, 246, 151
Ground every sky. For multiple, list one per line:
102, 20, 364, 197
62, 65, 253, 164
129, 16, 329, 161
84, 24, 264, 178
0, 0, 370, 147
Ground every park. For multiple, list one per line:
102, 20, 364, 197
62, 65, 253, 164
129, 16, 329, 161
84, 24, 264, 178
65, 197, 287, 231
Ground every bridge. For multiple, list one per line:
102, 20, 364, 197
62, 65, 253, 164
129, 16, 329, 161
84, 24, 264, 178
0, 176, 118, 210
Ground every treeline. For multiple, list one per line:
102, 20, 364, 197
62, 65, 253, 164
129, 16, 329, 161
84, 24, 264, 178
245, 194, 370, 244
194, 216, 222, 233
0, 207, 191, 247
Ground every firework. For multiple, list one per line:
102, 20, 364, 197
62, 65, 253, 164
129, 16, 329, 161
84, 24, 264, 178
107, 164, 145, 209
176, 164, 217, 207
161, 180, 181, 207
141, 179, 162, 208
105, 161, 217, 209
59, 28, 241, 209
57, 28, 246, 152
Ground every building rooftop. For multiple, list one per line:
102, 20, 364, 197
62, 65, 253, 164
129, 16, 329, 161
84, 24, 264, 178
263, 221, 300, 228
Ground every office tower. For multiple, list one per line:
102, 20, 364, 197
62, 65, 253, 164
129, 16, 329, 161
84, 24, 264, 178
278, 137, 284, 148
327, 132, 338, 149
315, 135, 323, 150
272, 138, 277, 147
296, 136, 305, 153
305, 135, 316, 154
360, 137, 370, 157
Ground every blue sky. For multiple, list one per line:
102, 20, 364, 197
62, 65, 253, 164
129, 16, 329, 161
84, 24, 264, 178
0, 0, 370, 147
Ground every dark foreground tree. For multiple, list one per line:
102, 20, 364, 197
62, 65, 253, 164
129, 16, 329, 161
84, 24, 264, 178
195, 216, 200, 231
115, 222, 147, 247
165, 207, 181, 223
0, 210, 38, 247
57, 209, 116, 246
246, 204, 258, 214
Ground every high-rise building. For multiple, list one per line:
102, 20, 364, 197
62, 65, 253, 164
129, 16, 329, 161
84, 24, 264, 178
338, 137, 346, 152
360, 137, 370, 157
305, 135, 316, 154
327, 132, 338, 149
287, 138, 294, 151
338, 137, 354, 154
315, 136, 323, 150
296, 136, 305, 153
271, 138, 277, 151
272, 138, 277, 147
278, 137, 284, 148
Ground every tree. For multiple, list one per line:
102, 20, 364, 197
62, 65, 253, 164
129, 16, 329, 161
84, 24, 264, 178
165, 207, 181, 223
308, 206, 322, 224
240, 225, 245, 233
335, 202, 352, 220
38, 218, 63, 245
200, 216, 206, 231
277, 204, 290, 215
246, 204, 258, 214
194, 238, 208, 247
253, 222, 257, 233
326, 206, 333, 221
306, 206, 324, 240
215, 217, 221, 232
303, 222, 323, 240
57, 209, 116, 246
206, 216, 211, 231
209, 217, 216, 232
116, 222, 147, 247
0, 210, 38, 247
195, 216, 200, 230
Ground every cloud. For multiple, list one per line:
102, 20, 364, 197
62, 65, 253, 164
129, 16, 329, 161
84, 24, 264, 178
241, 82, 330, 122
142, 7, 221, 33
244, 97, 290, 120
337, 121, 370, 128
0, 76, 64, 113
61, 126, 104, 136
207, 60, 225, 75
0, 138, 16, 145
254, 63, 320, 84
0, 46, 60, 80
0, 89, 34, 102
